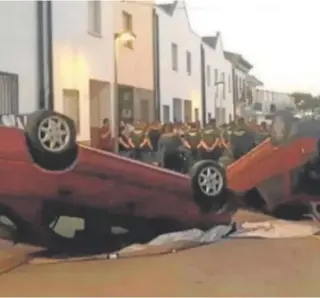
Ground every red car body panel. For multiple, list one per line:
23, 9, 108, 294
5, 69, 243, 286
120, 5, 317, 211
227, 134, 319, 210
0, 127, 231, 247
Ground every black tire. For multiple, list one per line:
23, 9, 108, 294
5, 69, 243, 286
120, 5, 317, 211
270, 111, 294, 145
190, 160, 228, 213
25, 110, 76, 154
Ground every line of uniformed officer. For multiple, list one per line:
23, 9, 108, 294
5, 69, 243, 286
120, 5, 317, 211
116, 117, 269, 172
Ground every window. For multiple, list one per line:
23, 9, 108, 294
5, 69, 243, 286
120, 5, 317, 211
172, 97, 182, 122
184, 99, 192, 122
162, 105, 170, 123
186, 51, 191, 75
122, 11, 133, 48
88, 0, 102, 36
194, 108, 199, 122
0, 72, 19, 114
214, 68, 218, 83
63, 89, 80, 133
206, 65, 211, 86
253, 102, 263, 111
171, 43, 178, 71
228, 75, 231, 93
140, 99, 149, 122
221, 72, 225, 99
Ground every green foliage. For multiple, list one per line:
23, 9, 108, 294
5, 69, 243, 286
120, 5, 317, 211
291, 92, 320, 110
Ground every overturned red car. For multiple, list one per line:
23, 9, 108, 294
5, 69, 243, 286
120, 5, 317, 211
0, 109, 319, 252
0, 110, 233, 252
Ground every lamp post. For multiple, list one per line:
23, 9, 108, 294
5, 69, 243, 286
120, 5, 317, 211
113, 31, 136, 153
214, 81, 224, 125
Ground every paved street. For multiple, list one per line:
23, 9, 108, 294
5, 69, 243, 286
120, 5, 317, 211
0, 210, 319, 297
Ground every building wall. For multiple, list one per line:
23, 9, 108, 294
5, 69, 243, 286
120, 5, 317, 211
0, 1, 38, 114
52, 1, 115, 142
157, 5, 202, 123
113, 0, 155, 122
113, 0, 154, 91
0, 1, 115, 142
254, 88, 295, 113
203, 39, 234, 124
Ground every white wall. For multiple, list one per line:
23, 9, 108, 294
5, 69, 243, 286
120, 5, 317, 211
157, 5, 202, 123
254, 88, 295, 113
0, 1, 38, 114
0, 1, 115, 142
52, 1, 114, 142
202, 38, 234, 124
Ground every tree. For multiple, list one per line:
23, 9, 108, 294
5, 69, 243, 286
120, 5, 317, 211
291, 92, 320, 110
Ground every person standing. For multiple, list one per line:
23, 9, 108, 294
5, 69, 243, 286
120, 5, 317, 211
198, 118, 220, 161
157, 123, 183, 171
118, 126, 131, 157
231, 117, 256, 159
128, 121, 149, 161
147, 121, 162, 164
182, 122, 202, 164
97, 118, 112, 152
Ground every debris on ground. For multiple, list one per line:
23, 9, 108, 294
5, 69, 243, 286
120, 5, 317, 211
27, 217, 320, 265
231, 219, 320, 239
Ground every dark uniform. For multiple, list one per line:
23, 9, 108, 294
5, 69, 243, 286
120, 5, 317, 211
231, 119, 256, 160
199, 125, 221, 160
255, 121, 270, 144
118, 127, 131, 157
183, 126, 202, 162
146, 124, 162, 163
128, 126, 147, 161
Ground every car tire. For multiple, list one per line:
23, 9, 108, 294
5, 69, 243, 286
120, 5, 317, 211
190, 160, 228, 213
25, 110, 77, 154
270, 111, 294, 145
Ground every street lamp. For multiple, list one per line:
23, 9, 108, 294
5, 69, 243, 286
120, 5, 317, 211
214, 81, 224, 125
113, 30, 136, 153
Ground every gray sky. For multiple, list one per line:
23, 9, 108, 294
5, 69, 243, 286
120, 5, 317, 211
156, 0, 320, 95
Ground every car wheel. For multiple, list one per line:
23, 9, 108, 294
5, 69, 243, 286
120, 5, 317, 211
270, 111, 293, 145
25, 110, 76, 155
190, 160, 228, 213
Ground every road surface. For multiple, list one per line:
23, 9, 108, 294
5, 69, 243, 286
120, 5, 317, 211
0, 210, 319, 296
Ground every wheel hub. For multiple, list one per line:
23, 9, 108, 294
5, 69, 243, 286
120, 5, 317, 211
38, 116, 71, 153
198, 166, 223, 196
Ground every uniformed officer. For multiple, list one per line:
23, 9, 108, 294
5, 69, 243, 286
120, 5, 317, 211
182, 122, 202, 163
231, 117, 256, 160
157, 123, 183, 171
198, 118, 221, 161
257, 121, 270, 142
146, 121, 162, 164
128, 121, 149, 161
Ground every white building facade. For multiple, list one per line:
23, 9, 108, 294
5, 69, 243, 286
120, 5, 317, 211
202, 33, 234, 125
157, 1, 202, 124
224, 51, 253, 119
0, 1, 38, 114
254, 88, 296, 113
0, 0, 115, 144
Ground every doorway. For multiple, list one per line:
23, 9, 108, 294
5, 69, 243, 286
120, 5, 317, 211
184, 100, 192, 123
172, 98, 182, 122
89, 80, 110, 147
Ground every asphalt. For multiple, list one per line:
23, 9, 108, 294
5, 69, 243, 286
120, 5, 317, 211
0, 210, 319, 297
